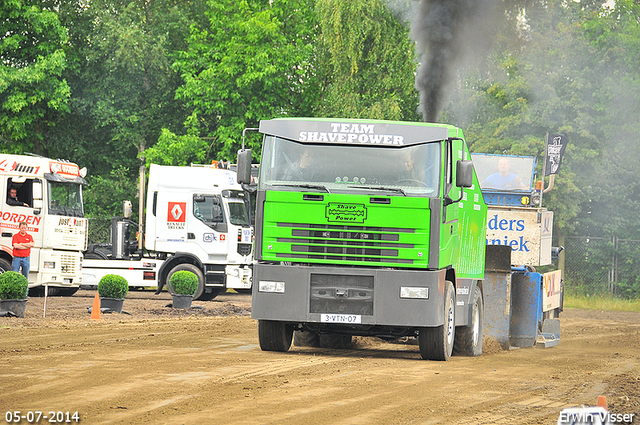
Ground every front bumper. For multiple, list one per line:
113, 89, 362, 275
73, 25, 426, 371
252, 263, 447, 328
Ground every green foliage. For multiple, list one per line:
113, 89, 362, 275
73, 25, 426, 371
144, 129, 210, 166
169, 271, 199, 296
83, 166, 138, 221
97, 274, 129, 299
0, 271, 28, 300
173, 0, 320, 161
0, 0, 70, 153
314, 0, 419, 120
443, 1, 640, 238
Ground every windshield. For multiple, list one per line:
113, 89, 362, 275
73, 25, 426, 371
48, 181, 84, 217
221, 190, 251, 227
471, 154, 535, 191
227, 201, 250, 226
260, 136, 441, 196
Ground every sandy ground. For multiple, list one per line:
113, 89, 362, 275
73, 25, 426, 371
1, 289, 639, 425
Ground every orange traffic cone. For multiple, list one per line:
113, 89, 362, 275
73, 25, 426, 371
596, 396, 607, 410
90, 293, 102, 321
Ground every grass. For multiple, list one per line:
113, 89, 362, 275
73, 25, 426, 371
564, 294, 640, 312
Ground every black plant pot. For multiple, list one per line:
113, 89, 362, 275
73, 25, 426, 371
100, 297, 124, 313
0, 299, 27, 317
172, 294, 194, 309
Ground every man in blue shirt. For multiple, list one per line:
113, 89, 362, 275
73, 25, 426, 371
481, 158, 526, 190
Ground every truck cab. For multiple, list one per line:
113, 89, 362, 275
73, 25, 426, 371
242, 118, 487, 360
0, 154, 87, 294
145, 164, 253, 297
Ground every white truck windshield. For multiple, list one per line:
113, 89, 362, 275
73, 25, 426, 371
48, 181, 84, 217
260, 136, 441, 196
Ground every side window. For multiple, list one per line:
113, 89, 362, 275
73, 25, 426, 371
193, 195, 224, 227
444, 141, 453, 194
7, 178, 34, 207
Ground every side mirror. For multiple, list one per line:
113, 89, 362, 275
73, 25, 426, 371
456, 160, 473, 188
33, 180, 43, 200
237, 149, 252, 185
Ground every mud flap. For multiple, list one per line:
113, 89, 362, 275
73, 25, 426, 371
537, 318, 560, 348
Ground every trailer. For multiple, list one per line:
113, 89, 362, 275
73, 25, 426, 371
82, 164, 253, 300
473, 153, 563, 349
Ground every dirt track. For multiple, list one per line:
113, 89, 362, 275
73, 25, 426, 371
1, 290, 639, 425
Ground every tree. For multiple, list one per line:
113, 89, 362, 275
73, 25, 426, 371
47, 0, 199, 217
0, 0, 70, 155
144, 129, 209, 167
314, 0, 419, 120
173, 0, 319, 161
441, 1, 614, 233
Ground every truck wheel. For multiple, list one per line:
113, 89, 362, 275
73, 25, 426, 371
453, 285, 483, 357
258, 320, 293, 352
167, 264, 205, 300
0, 258, 11, 273
293, 330, 320, 347
419, 281, 455, 361
319, 334, 353, 349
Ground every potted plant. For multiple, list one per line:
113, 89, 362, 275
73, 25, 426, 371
168, 270, 198, 309
97, 274, 128, 313
0, 271, 29, 317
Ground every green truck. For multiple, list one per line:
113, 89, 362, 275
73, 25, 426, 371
236, 118, 488, 360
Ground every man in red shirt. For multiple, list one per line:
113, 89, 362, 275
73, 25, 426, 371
12, 222, 35, 279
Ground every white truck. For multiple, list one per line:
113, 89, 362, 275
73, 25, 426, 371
82, 164, 253, 300
0, 154, 87, 295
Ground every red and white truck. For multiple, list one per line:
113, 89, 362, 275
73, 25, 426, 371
0, 154, 87, 295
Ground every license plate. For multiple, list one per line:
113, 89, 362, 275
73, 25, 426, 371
63, 278, 72, 284
321, 314, 361, 324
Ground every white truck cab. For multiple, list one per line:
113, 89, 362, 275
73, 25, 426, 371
0, 154, 87, 294
82, 164, 253, 300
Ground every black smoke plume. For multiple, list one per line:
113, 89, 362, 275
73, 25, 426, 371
411, 0, 500, 122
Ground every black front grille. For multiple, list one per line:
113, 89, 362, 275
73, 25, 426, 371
277, 223, 414, 263
309, 273, 374, 316
238, 243, 252, 256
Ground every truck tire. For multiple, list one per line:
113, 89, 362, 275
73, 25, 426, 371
166, 263, 205, 300
453, 285, 483, 357
293, 330, 320, 347
319, 334, 353, 349
84, 251, 109, 260
0, 258, 11, 273
419, 281, 455, 361
258, 320, 293, 352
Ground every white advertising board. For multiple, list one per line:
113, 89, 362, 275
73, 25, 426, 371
486, 207, 553, 266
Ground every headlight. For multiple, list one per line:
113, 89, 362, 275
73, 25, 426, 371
43, 261, 56, 269
400, 286, 429, 299
258, 281, 285, 293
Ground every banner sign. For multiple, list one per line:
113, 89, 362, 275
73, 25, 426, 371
545, 134, 568, 176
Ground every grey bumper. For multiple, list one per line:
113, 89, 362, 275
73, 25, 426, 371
252, 263, 447, 328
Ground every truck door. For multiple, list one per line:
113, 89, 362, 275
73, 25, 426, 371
439, 139, 462, 268
190, 194, 230, 258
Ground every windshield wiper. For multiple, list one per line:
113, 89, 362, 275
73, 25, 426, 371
348, 185, 406, 196
278, 184, 330, 193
